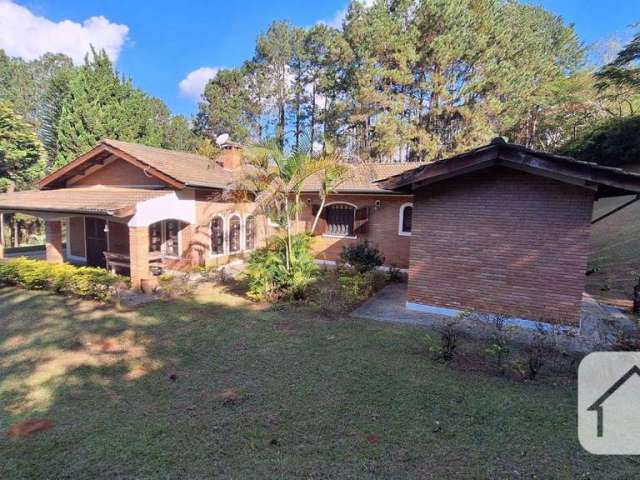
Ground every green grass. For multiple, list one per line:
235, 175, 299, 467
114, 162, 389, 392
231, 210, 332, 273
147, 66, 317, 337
0, 285, 636, 479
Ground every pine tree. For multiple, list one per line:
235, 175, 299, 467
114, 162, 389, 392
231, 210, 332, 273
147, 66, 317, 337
0, 101, 45, 192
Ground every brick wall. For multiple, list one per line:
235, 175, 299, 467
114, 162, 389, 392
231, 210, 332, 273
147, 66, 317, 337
70, 158, 167, 187
300, 193, 413, 268
45, 220, 64, 264
408, 168, 594, 325
68, 216, 86, 257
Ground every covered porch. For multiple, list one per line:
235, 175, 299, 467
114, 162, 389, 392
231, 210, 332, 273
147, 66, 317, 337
0, 186, 197, 289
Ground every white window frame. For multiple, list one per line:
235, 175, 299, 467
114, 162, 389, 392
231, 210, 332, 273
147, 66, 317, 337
228, 213, 242, 255
209, 215, 226, 257
322, 201, 358, 239
65, 216, 87, 263
398, 203, 413, 236
149, 220, 182, 259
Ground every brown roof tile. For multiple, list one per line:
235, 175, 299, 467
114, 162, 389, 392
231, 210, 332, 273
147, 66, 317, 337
301, 162, 423, 193
0, 186, 170, 217
102, 139, 233, 189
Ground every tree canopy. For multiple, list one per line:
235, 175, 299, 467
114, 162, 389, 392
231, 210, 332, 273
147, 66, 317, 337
0, 101, 45, 192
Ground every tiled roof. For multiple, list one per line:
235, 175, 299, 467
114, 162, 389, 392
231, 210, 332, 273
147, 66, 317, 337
102, 139, 233, 189
301, 162, 424, 193
0, 186, 170, 217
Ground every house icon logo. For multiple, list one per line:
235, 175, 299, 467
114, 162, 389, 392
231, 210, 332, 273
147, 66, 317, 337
579, 353, 640, 455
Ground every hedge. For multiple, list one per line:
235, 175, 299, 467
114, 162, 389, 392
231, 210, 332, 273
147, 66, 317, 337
0, 258, 128, 301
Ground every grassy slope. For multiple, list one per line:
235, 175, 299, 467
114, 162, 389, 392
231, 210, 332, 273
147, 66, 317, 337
0, 286, 636, 479
589, 196, 640, 301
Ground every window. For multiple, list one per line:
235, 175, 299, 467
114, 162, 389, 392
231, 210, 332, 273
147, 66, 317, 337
399, 203, 413, 236
164, 220, 180, 257
149, 220, 181, 256
325, 203, 355, 237
229, 215, 241, 253
210, 216, 224, 255
245, 216, 256, 250
149, 222, 163, 252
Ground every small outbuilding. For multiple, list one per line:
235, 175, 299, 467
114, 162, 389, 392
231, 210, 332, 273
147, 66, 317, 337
380, 138, 640, 325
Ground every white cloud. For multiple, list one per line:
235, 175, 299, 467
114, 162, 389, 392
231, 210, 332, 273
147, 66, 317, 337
319, 0, 376, 29
178, 66, 223, 101
0, 1, 129, 64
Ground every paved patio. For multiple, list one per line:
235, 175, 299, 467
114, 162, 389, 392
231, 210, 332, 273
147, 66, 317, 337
353, 283, 638, 351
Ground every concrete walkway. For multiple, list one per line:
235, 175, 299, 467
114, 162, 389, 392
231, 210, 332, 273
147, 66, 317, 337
353, 283, 637, 351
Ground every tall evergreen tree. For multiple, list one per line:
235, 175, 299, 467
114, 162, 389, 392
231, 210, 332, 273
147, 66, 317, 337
54, 48, 167, 168
0, 101, 45, 192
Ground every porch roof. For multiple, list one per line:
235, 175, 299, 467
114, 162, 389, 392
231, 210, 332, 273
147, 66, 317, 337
0, 186, 170, 218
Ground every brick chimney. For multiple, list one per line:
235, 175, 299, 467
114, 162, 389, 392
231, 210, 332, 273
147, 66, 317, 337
219, 143, 243, 170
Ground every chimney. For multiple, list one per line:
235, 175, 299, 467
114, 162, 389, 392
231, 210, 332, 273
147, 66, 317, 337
219, 142, 242, 170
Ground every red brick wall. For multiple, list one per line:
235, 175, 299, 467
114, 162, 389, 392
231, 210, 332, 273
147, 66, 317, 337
108, 221, 130, 255
408, 168, 594, 325
300, 194, 413, 268
68, 216, 86, 258
69, 159, 167, 187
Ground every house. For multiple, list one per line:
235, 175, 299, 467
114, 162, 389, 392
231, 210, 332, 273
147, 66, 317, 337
2, 137, 640, 326
0, 139, 419, 290
379, 137, 640, 325
0, 139, 272, 289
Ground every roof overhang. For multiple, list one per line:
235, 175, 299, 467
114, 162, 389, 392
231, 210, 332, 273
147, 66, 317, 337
0, 187, 172, 221
37, 143, 186, 190
378, 140, 640, 199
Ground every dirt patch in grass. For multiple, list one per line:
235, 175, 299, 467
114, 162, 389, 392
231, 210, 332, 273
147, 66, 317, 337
7, 418, 55, 437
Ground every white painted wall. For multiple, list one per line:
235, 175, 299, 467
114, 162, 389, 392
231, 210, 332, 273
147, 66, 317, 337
127, 189, 196, 227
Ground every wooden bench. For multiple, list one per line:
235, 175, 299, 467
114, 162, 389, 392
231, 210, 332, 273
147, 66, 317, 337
104, 251, 163, 275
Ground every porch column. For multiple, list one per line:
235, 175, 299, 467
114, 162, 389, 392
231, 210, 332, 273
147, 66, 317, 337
129, 226, 150, 290
45, 220, 64, 264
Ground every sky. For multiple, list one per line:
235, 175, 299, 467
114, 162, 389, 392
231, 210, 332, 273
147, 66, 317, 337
1, 0, 638, 117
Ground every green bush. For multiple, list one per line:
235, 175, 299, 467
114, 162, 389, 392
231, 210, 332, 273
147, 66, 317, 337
0, 258, 127, 301
340, 240, 384, 273
244, 233, 318, 301
311, 268, 387, 314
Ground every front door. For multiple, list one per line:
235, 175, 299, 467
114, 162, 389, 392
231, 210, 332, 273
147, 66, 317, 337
85, 217, 107, 267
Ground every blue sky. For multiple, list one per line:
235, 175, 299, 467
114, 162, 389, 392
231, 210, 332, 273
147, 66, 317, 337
3, 0, 639, 117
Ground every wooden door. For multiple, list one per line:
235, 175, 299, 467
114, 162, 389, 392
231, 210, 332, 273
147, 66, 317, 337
85, 218, 107, 267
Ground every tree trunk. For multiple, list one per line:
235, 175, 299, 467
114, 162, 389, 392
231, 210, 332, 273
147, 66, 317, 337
310, 196, 326, 234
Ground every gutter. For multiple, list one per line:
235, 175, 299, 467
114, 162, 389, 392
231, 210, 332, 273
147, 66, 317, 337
591, 194, 640, 225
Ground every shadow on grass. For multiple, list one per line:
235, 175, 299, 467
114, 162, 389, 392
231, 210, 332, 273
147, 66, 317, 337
0, 285, 638, 479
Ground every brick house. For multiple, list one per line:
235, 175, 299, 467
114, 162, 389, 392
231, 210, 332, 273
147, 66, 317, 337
0, 139, 418, 289
379, 138, 640, 325
1, 137, 640, 325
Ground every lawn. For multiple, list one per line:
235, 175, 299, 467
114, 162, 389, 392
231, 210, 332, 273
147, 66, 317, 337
0, 285, 636, 479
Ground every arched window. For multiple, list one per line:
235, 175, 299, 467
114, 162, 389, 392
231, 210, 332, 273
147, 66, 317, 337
245, 215, 256, 250
229, 215, 241, 253
210, 216, 224, 255
399, 203, 413, 236
325, 203, 356, 237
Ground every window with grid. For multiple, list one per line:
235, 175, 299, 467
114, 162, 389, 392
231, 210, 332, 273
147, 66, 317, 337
229, 216, 241, 253
245, 216, 256, 250
210, 216, 224, 255
325, 204, 355, 236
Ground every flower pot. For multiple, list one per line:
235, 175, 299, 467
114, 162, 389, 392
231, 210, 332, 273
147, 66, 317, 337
140, 278, 158, 295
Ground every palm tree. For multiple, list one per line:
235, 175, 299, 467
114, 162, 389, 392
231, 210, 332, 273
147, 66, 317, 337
232, 139, 349, 271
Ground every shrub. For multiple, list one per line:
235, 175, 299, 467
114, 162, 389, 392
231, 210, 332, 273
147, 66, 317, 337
311, 268, 386, 314
244, 233, 318, 301
0, 258, 126, 301
525, 326, 550, 380
485, 314, 511, 375
340, 240, 384, 273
